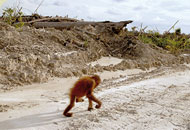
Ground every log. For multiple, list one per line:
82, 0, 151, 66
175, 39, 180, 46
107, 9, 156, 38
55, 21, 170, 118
27, 17, 79, 23
32, 20, 133, 30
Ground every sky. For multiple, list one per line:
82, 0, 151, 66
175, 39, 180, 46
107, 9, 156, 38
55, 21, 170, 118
1, 0, 190, 34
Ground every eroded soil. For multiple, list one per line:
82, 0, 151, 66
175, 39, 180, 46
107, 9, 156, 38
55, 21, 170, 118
0, 21, 190, 89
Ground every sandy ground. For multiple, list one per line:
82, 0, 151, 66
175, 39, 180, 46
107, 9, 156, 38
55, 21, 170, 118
0, 57, 190, 130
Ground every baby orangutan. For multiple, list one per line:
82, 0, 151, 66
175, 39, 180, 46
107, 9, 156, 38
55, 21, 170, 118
63, 75, 102, 117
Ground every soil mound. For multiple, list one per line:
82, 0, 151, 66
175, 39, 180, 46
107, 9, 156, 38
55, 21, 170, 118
0, 21, 189, 89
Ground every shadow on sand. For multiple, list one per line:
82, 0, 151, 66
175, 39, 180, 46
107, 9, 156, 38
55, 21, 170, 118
0, 111, 65, 130
0, 109, 88, 130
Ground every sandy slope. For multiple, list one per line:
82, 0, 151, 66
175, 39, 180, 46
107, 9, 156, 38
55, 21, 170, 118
0, 64, 190, 130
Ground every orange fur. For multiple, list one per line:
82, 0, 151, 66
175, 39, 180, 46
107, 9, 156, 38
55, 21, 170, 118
63, 75, 101, 117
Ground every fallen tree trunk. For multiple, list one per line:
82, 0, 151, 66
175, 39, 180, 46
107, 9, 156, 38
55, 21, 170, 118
27, 17, 79, 23
32, 21, 133, 30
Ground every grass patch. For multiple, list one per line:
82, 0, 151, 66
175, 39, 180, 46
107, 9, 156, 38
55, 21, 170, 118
2, 6, 24, 28
128, 27, 190, 54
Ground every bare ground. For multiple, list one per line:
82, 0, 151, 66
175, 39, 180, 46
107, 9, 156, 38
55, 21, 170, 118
0, 21, 190, 130
0, 62, 190, 130
0, 21, 190, 88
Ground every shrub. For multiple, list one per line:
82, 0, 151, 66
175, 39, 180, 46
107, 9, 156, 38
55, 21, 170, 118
136, 29, 190, 54
2, 7, 24, 28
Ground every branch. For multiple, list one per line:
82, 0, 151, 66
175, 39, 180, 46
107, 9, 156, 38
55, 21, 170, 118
167, 20, 179, 32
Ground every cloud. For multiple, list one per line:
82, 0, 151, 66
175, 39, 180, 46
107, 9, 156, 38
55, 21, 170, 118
53, 1, 68, 7
133, 6, 147, 11
112, 0, 126, 2
153, 16, 166, 22
159, 0, 190, 12
106, 10, 120, 16
1, 0, 190, 33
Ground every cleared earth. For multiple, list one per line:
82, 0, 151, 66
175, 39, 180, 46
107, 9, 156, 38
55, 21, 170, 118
0, 20, 190, 130
0, 57, 189, 130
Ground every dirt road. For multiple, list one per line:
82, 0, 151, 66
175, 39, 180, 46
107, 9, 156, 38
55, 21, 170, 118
0, 63, 190, 130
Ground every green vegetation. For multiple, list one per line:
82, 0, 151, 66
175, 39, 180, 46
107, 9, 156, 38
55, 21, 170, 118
129, 27, 190, 54
2, 7, 24, 28
84, 40, 89, 48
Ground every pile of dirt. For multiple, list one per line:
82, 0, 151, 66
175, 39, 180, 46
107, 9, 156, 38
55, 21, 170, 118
0, 22, 103, 88
98, 30, 190, 70
0, 20, 189, 89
